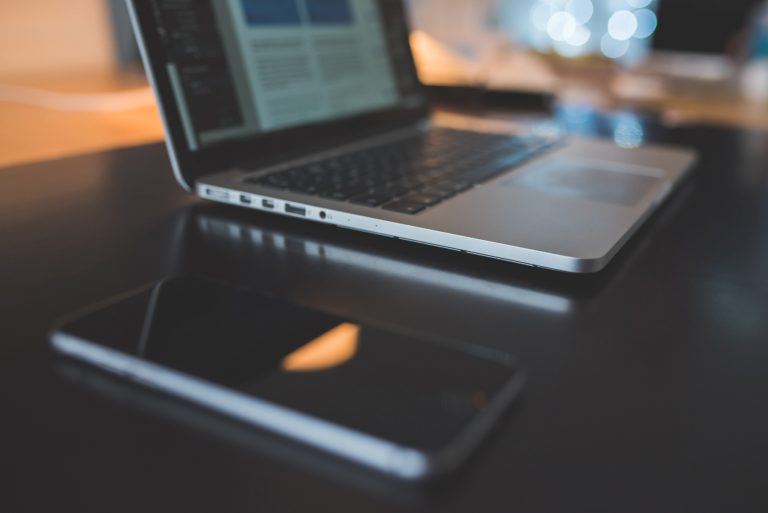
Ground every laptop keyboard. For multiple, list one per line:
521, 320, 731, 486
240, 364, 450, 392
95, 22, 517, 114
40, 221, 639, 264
244, 128, 555, 215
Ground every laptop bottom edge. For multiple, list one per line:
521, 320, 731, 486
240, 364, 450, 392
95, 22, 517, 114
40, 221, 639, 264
194, 183, 629, 274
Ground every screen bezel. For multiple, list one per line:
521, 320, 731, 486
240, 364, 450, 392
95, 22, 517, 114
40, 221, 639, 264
128, 0, 429, 189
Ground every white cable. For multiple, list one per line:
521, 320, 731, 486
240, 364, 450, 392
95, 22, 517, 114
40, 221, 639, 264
0, 83, 155, 112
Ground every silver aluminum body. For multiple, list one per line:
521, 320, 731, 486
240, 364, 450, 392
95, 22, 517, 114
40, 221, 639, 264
198, 125, 696, 273
127, 0, 696, 273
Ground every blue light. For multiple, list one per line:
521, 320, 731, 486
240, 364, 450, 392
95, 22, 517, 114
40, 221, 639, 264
607, 10, 638, 41
633, 8, 658, 39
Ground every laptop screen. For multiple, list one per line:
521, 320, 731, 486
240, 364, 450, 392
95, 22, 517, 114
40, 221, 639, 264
149, 0, 421, 151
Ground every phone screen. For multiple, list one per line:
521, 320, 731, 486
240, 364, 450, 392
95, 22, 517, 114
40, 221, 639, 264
55, 276, 521, 453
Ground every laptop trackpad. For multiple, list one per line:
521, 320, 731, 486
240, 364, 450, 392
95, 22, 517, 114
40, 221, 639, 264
502, 158, 661, 206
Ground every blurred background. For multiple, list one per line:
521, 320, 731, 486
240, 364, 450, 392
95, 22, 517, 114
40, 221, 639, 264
1, 0, 767, 167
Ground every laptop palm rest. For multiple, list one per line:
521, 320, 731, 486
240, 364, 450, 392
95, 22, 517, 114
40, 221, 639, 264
501, 158, 662, 206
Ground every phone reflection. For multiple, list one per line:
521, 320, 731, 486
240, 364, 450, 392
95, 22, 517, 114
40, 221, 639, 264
128, 277, 352, 386
282, 323, 359, 372
53, 360, 433, 507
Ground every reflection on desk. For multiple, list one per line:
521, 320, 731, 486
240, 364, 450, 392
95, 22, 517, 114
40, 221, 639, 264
54, 361, 433, 507
196, 214, 573, 315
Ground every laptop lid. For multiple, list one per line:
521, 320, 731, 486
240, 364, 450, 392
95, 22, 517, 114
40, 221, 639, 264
128, 0, 427, 189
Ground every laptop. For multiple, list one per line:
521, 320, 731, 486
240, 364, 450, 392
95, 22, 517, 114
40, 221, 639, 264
128, 0, 696, 273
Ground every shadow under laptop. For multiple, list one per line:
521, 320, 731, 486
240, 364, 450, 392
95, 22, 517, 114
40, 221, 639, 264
176, 205, 583, 358
173, 173, 693, 340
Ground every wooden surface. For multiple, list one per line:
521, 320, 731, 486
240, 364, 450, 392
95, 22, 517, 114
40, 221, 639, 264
0, 72, 164, 168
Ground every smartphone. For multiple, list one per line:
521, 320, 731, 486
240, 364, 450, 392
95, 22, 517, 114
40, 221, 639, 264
50, 276, 524, 480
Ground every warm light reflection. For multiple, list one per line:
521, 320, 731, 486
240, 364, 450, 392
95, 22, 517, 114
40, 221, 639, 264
409, 30, 476, 85
282, 323, 359, 372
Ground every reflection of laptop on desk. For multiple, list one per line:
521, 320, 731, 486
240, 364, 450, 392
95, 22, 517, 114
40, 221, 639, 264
128, 0, 695, 273
194, 210, 574, 316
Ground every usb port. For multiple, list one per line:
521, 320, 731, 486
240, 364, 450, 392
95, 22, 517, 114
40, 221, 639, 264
285, 204, 306, 216
205, 188, 230, 201
239, 194, 252, 205
261, 199, 275, 209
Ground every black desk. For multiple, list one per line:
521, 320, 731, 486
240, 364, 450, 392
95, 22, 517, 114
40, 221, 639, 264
3, 122, 768, 513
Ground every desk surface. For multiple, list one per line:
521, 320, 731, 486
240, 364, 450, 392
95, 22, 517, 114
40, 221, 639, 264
3, 121, 768, 513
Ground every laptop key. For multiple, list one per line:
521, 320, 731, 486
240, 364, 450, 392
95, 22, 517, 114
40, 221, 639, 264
419, 185, 456, 199
319, 183, 367, 200
400, 193, 442, 206
349, 191, 395, 207
457, 163, 511, 184
243, 128, 555, 210
437, 180, 472, 193
369, 183, 409, 197
382, 201, 426, 214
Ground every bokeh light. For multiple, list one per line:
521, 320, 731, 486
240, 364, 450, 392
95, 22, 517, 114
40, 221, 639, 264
524, 0, 658, 62
547, 11, 577, 42
626, 0, 653, 8
566, 0, 595, 24
567, 24, 592, 46
633, 8, 658, 39
601, 33, 630, 58
607, 10, 638, 41
612, 113, 645, 148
